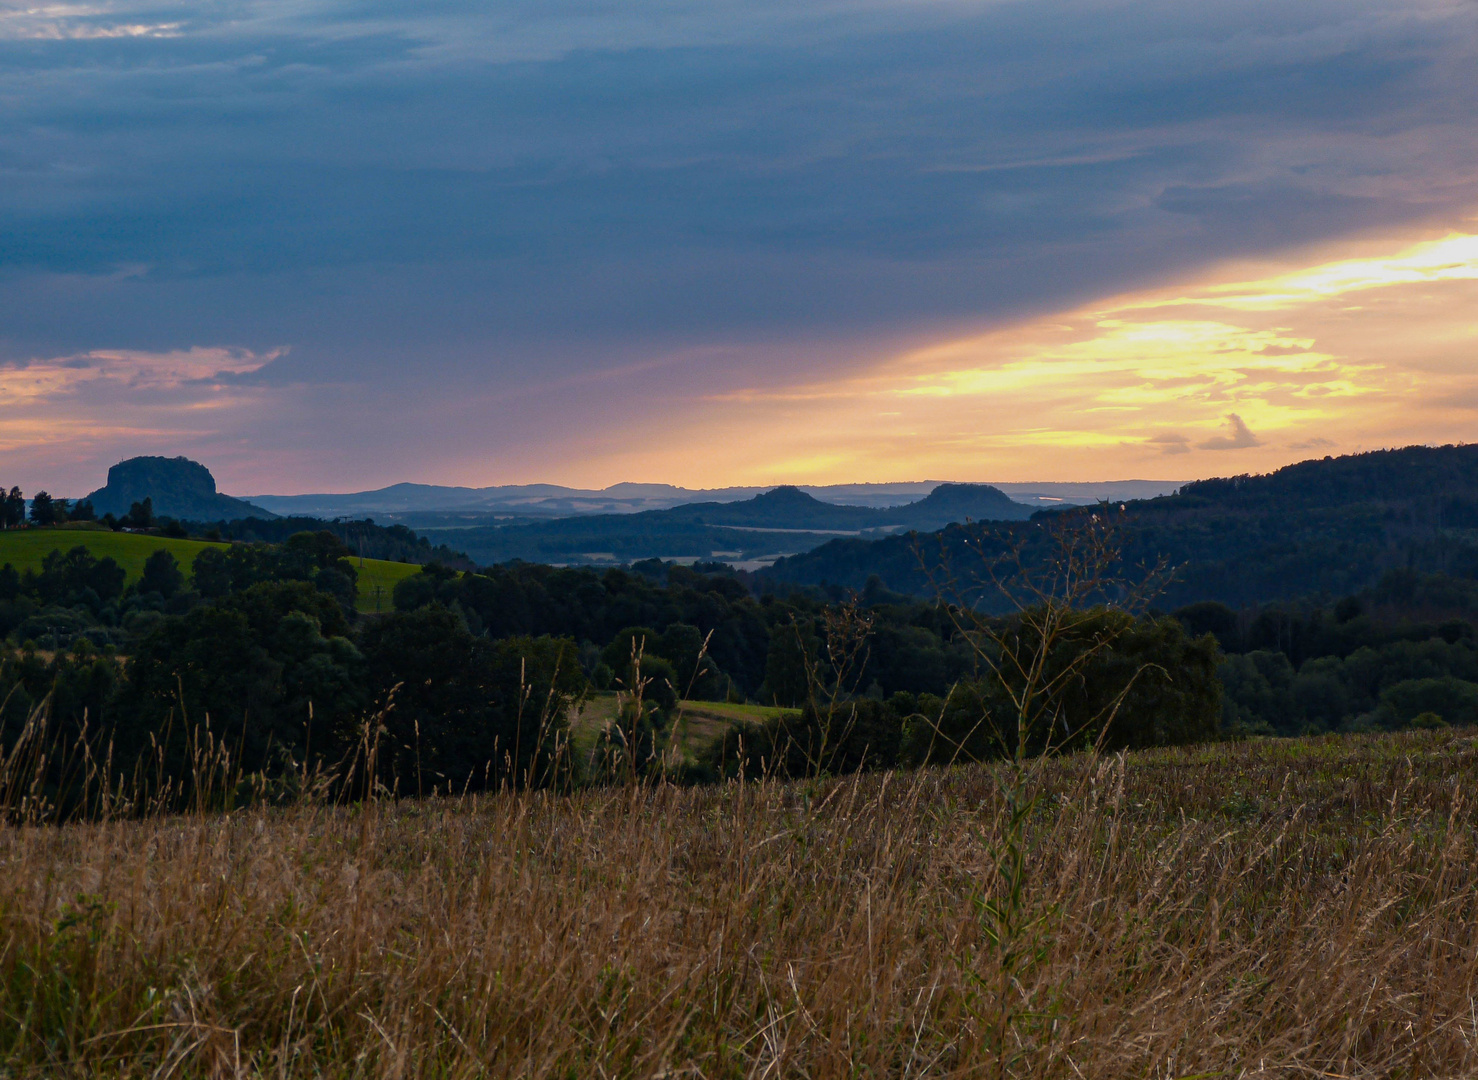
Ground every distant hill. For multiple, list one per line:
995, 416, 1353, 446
661, 487, 891, 530
86, 457, 275, 521
417, 483, 1033, 566
655, 482, 1032, 531
886, 483, 1033, 530
761, 444, 1478, 610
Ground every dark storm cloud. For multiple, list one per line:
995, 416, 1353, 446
0, 0, 1475, 487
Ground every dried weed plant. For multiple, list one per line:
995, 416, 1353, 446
910, 509, 1178, 1073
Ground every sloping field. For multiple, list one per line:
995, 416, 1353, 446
348, 556, 421, 612
0, 527, 225, 579
2, 730, 1476, 1075
0, 528, 421, 612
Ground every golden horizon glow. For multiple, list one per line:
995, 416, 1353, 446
1146, 233, 1478, 312
568, 221, 1478, 487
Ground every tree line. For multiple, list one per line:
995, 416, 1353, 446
1176, 568, 1478, 734
0, 486, 184, 533
0, 482, 473, 570
1, 526, 1227, 810
9, 515, 1478, 815
0, 486, 100, 528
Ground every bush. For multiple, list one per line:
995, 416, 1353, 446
1379, 677, 1478, 728
601, 627, 679, 711
138, 549, 184, 599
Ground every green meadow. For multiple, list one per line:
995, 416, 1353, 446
346, 554, 422, 612
0, 526, 225, 578
0, 527, 421, 613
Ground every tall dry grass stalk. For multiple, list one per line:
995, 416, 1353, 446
2, 729, 1476, 1077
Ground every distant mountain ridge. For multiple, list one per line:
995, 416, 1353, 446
412, 482, 1034, 566
86, 457, 275, 521
247, 478, 1182, 520
656, 483, 1032, 531
67, 454, 1167, 571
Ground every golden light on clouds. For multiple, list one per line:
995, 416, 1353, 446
0, 4, 181, 40
0, 346, 276, 457
603, 224, 1478, 485
0, 346, 269, 404
1169, 233, 1478, 312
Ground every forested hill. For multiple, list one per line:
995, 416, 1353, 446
1176, 444, 1478, 510
760, 444, 1478, 609
890, 482, 1031, 530
659, 486, 887, 530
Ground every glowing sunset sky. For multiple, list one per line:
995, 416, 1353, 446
2, 0, 1476, 494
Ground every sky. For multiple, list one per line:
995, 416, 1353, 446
2, 0, 1476, 495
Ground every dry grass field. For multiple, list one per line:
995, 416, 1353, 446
3, 730, 1477, 1077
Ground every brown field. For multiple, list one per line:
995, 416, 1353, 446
2, 730, 1477, 1077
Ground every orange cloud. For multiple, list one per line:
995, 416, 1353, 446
0, 346, 273, 403
0, 346, 280, 467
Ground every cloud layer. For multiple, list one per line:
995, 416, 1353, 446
1, 0, 1476, 491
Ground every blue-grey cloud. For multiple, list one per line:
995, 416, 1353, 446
1, 0, 1475, 487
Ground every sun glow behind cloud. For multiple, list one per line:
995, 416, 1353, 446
587, 225, 1478, 485
1168, 233, 1478, 312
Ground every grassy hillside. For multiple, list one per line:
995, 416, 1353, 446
0, 528, 422, 613
347, 555, 421, 612
0, 730, 1473, 1075
0, 527, 226, 579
